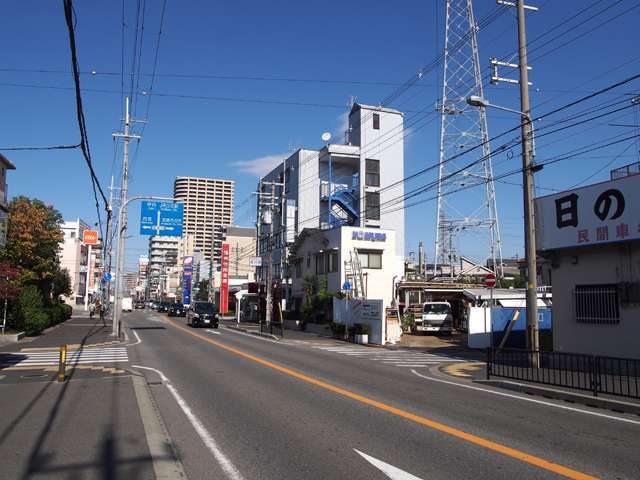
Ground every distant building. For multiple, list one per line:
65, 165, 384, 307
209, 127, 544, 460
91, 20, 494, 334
173, 176, 234, 264
59, 219, 95, 305
122, 272, 138, 297
147, 235, 179, 298
0, 153, 16, 249
536, 163, 640, 359
223, 226, 256, 282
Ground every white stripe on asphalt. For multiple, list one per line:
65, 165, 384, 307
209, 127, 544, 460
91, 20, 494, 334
133, 365, 246, 480
128, 330, 142, 346
220, 326, 280, 343
410, 369, 640, 426
354, 449, 424, 480
206, 329, 221, 335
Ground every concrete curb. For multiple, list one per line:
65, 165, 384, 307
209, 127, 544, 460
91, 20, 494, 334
223, 324, 280, 341
131, 374, 188, 479
476, 379, 640, 416
0, 331, 25, 344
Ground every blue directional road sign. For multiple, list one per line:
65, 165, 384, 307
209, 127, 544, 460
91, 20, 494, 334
103, 272, 112, 282
140, 201, 184, 236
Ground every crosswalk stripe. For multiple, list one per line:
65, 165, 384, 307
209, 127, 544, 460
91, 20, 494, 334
311, 344, 466, 368
1, 346, 129, 368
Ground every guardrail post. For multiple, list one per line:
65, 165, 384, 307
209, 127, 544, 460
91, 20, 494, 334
592, 355, 599, 397
57, 344, 67, 383
486, 348, 491, 380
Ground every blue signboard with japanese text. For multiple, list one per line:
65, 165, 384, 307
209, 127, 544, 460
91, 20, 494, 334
139, 201, 183, 236
182, 256, 194, 305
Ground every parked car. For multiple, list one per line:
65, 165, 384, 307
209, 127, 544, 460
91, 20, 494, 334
134, 301, 145, 309
168, 302, 186, 317
157, 301, 170, 313
187, 301, 219, 328
414, 301, 453, 335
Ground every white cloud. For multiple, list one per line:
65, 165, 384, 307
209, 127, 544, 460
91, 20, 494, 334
230, 153, 288, 176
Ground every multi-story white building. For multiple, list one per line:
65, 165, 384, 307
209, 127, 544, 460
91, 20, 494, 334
147, 235, 179, 298
59, 219, 101, 305
257, 103, 406, 307
223, 226, 257, 283
173, 176, 234, 265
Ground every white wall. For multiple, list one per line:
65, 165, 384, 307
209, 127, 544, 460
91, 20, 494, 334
551, 243, 640, 359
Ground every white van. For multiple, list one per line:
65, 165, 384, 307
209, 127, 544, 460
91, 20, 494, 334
414, 301, 453, 334
122, 297, 133, 312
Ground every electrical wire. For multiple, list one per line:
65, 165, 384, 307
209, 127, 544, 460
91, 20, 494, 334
62, 0, 110, 244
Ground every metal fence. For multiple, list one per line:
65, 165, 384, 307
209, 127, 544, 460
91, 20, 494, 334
260, 320, 284, 338
487, 348, 640, 400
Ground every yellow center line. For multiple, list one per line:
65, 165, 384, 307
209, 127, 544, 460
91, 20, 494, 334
167, 318, 598, 480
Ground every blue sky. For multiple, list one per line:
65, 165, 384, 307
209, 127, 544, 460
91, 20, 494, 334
1, 0, 639, 271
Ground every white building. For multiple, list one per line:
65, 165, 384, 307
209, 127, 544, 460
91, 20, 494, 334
536, 165, 640, 359
289, 226, 399, 312
147, 235, 179, 298
59, 219, 99, 305
257, 103, 406, 303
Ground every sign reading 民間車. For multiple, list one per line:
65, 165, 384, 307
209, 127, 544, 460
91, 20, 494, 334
535, 174, 640, 251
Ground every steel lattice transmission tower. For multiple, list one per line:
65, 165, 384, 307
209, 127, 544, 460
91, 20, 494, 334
434, 0, 503, 277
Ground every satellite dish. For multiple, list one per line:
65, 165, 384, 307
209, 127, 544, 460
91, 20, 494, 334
321, 132, 332, 142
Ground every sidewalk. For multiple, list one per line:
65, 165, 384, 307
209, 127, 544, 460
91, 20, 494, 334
0, 308, 183, 479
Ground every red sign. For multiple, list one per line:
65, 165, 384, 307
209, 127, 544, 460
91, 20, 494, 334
220, 243, 230, 314
83, 230, 99, 245
485, 273, 496, 288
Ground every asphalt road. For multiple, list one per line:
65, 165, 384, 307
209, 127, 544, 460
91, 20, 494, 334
125, 309, 640, 480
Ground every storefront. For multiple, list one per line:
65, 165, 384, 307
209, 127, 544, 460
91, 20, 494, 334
289, 226, 402, 312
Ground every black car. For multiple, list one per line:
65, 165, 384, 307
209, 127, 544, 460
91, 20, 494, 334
168, 302, 186, 317
134, 301, 145, 309
187, 301, 219, 328
157, 301, 170, 313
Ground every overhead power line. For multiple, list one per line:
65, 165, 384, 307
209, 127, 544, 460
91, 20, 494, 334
0, 143, 80, 151
62, 0, 110, 242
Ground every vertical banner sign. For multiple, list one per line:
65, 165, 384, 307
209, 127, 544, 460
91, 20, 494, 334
183, 256, 194, 306
220, 243, 230, 314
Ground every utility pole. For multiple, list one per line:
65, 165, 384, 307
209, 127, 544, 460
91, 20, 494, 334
111, 97, 140, 337
265, 181, 275, 325
516, 0, 540, 356
104, 175, 115, 305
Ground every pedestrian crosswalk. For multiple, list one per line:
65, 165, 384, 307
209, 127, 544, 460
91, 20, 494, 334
312, 345, 465, 368
0, 347, 129, 368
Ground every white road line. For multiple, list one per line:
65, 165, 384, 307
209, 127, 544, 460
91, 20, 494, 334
354, 449, 424, 480
128, 330, 142, 346
206, 329, 221, 335
220, 326, 280, 343
133, 365, 246, 480
410, 369, 640, 426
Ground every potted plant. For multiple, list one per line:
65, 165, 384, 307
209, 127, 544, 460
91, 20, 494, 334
353, 323, 370, 345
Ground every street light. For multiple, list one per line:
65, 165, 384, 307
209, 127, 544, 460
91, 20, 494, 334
466, 95, 540, 356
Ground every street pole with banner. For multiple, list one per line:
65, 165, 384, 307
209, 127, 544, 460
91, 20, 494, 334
220, 243, 230, 315
82, 229, 99, 311
182, 256, 194, 306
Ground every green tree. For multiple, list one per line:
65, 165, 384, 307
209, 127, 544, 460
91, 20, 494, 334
52, 268, 72, 298
16, 285, 49, 335
194, 279, 209, 301
2, 196, 64, 296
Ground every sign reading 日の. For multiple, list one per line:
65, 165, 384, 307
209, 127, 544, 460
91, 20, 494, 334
140, 201, 183, 236
535, 174, 640, 250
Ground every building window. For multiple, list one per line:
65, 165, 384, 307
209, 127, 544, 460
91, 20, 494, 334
373, 113, 380, 130
365, 159, 380, 187
365, 192, 380, 220
574, 284, 620, 324
358, 251, 382, 269
295, 261, 302, 278
328, 251, 339, 273
315, 253, 325, 274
